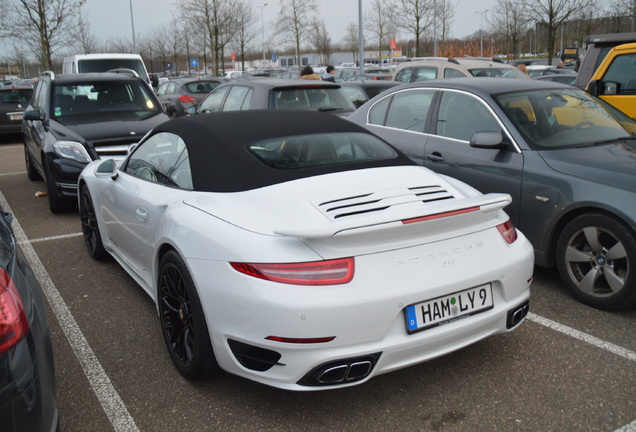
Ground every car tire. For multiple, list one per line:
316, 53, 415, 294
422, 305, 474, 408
79, 185, 109, 261
24, 146, 42, 181
556, 213, 636, 309
44, 161, 73, 213
158, 250, 219, 379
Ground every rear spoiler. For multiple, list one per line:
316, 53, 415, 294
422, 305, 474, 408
274, 193, 511, 239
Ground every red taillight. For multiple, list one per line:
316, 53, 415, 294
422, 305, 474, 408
178, 95, 197, 103
230, 258, 354, 285
0, 268, 29, 354
497, 220, 518, 244
402, 207, 480, 224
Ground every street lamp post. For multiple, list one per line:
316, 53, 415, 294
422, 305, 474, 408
476, 9, 488, 58
129, 0, 137, 52
257, 3, 268, 68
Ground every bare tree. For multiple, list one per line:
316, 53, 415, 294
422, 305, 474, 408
311, 19, 332, 65
231, 0, 257, 71
179, 0, 239, 76
525, 0, 586, 65
276, 0, 319, 67
395, 0, 435, 57
491, 0, 531, 58
73, 9, 99, 54
344, 23, 360, 64
435, 0, 457, 56
1, 0, 86, 69
366, 0, 397, 64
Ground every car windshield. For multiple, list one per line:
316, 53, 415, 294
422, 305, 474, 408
247, 132, 397, 169
496, 88, 636, 149
273, 87, 355, 112
52, 81, 160, 124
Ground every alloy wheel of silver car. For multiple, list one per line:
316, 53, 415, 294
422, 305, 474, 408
158, 250, 219, 379
79, 185, 109, 261
557, 213, 636, 309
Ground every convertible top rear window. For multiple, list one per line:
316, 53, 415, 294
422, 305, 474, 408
248, 132, 397, 169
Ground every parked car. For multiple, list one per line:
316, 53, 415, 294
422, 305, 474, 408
346, 71, 394, 81
272, 71, 300, 79
585, 42, 636, 119
339, 80, 402, 108
394, 58, 530, 83
0, 207, 59, 432
348, 77, 636, 309
534, 73, 578, 85
0, 85, 32, 136
22, 70, 170, 213
156, 77, 225, 118
525, 65, 575, 78
78, 109, 532, 390
575, 32, 636, 89
193, 78, 356, 116
334, 68, 359, 81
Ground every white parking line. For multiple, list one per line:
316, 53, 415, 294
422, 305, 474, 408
527, 313, 636, 362
0, 171, 26, 176
19, 232, 83, 244
615, 419, 636, 432
0, 192, 139, 432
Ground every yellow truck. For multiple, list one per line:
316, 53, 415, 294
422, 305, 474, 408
585, 42, 636, 119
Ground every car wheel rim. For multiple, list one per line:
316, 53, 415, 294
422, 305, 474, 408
564, 226, 628, 298
79, 191, 98, 254
159, 264, 194, 366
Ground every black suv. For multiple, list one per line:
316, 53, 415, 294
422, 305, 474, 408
22, 71, 170, 212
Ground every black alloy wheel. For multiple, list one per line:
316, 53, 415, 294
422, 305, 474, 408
158, 250, 219, 379
557, 213, 636, 309
79, 185, 108, 260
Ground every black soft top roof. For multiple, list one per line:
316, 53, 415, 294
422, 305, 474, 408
150, 110, 415, 192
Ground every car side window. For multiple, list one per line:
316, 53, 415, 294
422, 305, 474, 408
436, 91, 501, 141
199, 86, 230, 113
223, 86, 252, 111
603, 53, 636, 94
34, 80, 48, 110
394, 68, 413, 83
384, 90, 434, 132
166, 82, 178, 95
156, 82, 169, 96
444, 68, 467, 78
413, 67, 438, 82
124, 132, 192, 189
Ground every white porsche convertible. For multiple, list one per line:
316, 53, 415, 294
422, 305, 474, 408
78, 110, 533, 390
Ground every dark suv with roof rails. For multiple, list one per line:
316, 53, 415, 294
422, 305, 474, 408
22, 70, 170, 213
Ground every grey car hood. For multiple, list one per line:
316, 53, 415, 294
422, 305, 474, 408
538, 142, 636, 190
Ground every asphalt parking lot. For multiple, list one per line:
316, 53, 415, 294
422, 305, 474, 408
1, 135, 634, 432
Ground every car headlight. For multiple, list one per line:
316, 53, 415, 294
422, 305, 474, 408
53, 141, 92, 163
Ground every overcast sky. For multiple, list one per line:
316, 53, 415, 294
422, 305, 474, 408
85, 0, 498, 50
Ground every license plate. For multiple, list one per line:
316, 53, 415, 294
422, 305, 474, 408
8, 112, 23, 121
405, 284, 493, 333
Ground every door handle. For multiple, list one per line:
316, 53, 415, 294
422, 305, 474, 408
136, 207, 148, 223
426, 152, 445, 162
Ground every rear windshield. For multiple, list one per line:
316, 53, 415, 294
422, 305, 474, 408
470, 68, 528, 79
273, 87, 355, 112
0, 88, 32, 103
186, 81, 220, 93
247, 132, 397, 169
78, 59, 146, 79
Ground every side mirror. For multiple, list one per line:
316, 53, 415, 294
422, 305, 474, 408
165, 102, 177, 116
151, 74, 159, 88
95, 159, 118, 179
586, 80, 599, 96
186, 106, 197, 115
23, 109, 43, 121
470, 131, 507, 149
